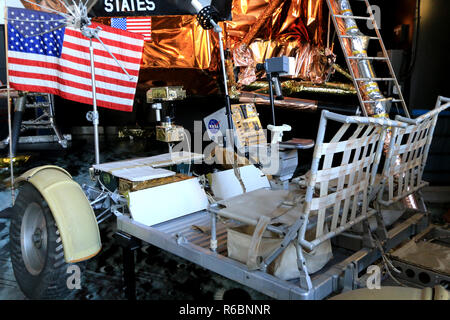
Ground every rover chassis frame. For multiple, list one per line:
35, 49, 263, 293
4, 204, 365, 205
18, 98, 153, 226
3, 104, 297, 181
115, 210, 429, 300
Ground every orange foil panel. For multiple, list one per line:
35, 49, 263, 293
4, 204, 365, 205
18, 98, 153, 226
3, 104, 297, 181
235, 39, 330, 85
21, 0, 98, 13
94, 16, 221, 70
22, 0, 329, 93
226, 0, 324, 49
228, 0, 328, 85
20, 0, 67, 12
141, 16, 220, 70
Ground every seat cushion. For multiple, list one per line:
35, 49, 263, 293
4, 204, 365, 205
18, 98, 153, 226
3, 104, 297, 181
218, 188, 305, 226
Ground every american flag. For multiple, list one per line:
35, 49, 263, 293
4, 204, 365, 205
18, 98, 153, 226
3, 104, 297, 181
111, 17, 152, 41
6, 7, 145, 112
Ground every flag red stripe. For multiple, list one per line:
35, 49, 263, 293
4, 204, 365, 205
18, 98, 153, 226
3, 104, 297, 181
7, 14, 143, 113
10, 83, 133, 112
62, 41, 142, 66
64, 28, 144, 54
8, 56, 137, 88
60, 53, 140, 77
9, 70, 135, 100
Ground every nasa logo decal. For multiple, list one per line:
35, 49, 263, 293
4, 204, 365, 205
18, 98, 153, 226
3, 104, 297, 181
208, 119, 220, 134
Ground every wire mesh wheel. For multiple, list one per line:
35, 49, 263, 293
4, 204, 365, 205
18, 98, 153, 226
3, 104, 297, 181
9, 182, 81, 299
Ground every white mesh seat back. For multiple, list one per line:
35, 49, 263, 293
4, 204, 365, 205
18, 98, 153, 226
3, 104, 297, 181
300, 110, 391, 249
381, 97, 450, 205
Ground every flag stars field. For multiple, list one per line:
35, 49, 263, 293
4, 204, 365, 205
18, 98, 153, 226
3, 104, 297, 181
6, 6, 145, 112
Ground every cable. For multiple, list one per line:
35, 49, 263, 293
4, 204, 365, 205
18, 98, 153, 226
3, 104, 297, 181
205, 191, 217, 204
228, 149, 246, 194
57, 0, 76, 18
373, 234, 408, 287
21, 0, 73, 20
23, 23, 67, 38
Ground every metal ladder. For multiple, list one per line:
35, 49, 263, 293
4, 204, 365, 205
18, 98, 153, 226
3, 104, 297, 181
21, 93, 69, 148
326, 0, 411, 118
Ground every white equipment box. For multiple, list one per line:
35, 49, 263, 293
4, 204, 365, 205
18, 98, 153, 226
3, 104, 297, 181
128, 177, 209, 227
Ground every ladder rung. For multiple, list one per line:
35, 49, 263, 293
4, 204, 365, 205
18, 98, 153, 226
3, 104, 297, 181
21, 125, 53, 130
22, 121, 52, 126
333, 14, 372, 20
362, 99, 404, 104
348, 56, 389, 61
339, 35, 380, 40
25, 104, 50, 108
355, 78, 396, 81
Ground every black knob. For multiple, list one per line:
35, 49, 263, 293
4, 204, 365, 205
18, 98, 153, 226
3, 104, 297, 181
256, 63, 265, 72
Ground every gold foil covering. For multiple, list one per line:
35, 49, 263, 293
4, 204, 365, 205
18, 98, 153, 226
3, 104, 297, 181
21, 1, 332, 96
0, 155, 31, 168
118, 174, 193, 194
94, 16, 221, 71
20, 0, 68, 13
229, 0, 329, 86
95, 0, 327, 76
238, 92, 318, 112
156, 125, 184, 143
226, 0, 324, 47
20, 0, 97, 13
233, 40, 334, 85
245, 80, 356, 96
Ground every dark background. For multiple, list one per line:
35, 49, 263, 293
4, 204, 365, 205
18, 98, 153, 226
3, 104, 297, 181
91, 0, 233, 19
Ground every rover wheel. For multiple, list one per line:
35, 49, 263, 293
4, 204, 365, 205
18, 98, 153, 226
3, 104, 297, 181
10, 183, 76, 299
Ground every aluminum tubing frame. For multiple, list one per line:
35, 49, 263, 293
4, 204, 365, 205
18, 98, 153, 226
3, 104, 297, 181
116, 211, 428, 300
208, 110, 408, 293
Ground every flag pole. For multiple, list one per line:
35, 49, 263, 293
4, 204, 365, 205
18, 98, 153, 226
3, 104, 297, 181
89, 36, 100, 165
80, 22, 134, 166
81, 25, 101, 165
4, 5, 15, 205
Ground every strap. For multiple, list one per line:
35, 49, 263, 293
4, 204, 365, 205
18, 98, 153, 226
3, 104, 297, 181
247, 216, 271, 270
246, 192, 306, 269
270, 191, 306, 221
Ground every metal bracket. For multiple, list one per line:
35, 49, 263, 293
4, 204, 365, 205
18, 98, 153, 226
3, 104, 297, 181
262, 218, 304, 268
86, 110, 99, 124
362, 219, 376, 248
175, 233, 187, 245
374, 210, 389, 242
342, 262, 358, 292
416, 190, 429, 215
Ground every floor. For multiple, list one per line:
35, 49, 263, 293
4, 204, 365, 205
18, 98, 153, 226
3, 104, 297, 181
0, 133, 449, 300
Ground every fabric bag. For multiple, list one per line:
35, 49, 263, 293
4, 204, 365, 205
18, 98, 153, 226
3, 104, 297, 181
227, 224, 333, 280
